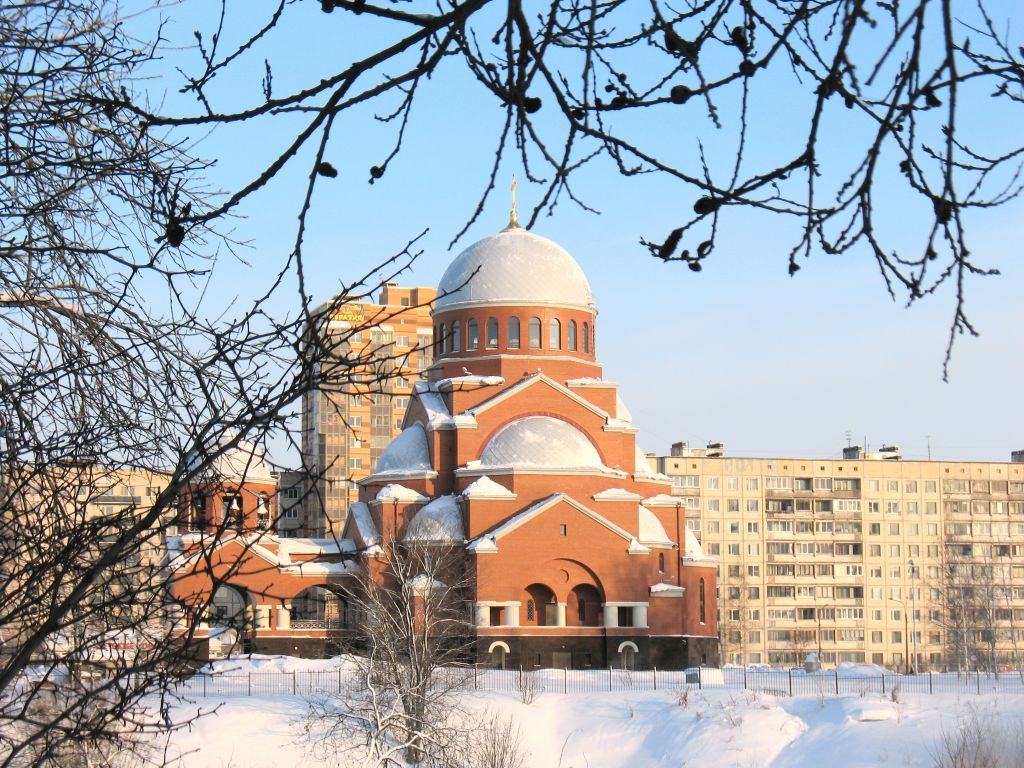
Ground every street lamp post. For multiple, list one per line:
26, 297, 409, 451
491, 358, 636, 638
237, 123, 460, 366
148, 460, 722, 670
909, 559, 919, 674
889, 596, 910, 675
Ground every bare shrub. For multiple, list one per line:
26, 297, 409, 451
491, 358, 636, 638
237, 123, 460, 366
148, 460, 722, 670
675, 687, 690, 709
461, 711, 529, 768
517, 672, 539, 705
932, 706, 1024, 768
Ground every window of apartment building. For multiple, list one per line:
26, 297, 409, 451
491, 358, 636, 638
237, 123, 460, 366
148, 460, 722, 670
796, 499, 812, 512
766, 520, 792, 533
686, 519, 701, 532
814, 477, 833, 491
768, 564, 794, 576
747, 522, 760, 533
871, 631, 883, 643
746, 500, 759, 513
728, 587, 741, 600
728, 499, 740, 513
349, 436, 362, 448
889, 566, 902, 579
888, 523, 901, 535
706, 476, 720, 490
683, 496, 700, 511
869, 544, 882, 557
889, 545, 901, 556
729, 521, 740, 534
872, 609, 883, 621
673, 474, 700, 489
925, 501, 938, 515
747, 543, 760, 555
748, 631, 761, 643
834, 500, 861, 512
706, 520, 721, 533
845, 565, 863, 576
925, 480, 937, 493
705, 543, 721, 555
906, 501, 919, 515
815, 521, 833, 533
817, 564, 834, 578
944, 479, 970, 493
746, 477, 759, 491
840, 629, 865, 642
728, 543, 740, 556
868, 480, 880, 493
747, 565, 760, 577
892, 631, 903, 644
868, 502, 880, 514
887, 480, 900, 493
816, 543, 834, 556
907, 523, 919, 536
706, 499, 720, 512
905, 480, 918, 493
349, 458, 363, 469
834, 478, 860, 491
869, 523, 880, 535
728, 565, 740, 577
748, 587, 760, 599
767, 542, 792, 555
765, 476, 792, 490
795, 477, 812, 491
727, 477, 739, 490
890, 587, 902, 600
871, 588, 883, 600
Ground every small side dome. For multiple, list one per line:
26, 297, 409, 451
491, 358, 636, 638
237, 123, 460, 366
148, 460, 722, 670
375, 423, 431, 474
480, 416, 604, 469
435, 229, 594, 312
638, 505, 674, 548
403, 495, 464, 543
186, 429, 275, 485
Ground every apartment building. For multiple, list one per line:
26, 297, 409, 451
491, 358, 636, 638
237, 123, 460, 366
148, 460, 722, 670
653, 442, 1024, 671
301, 283, 436, 536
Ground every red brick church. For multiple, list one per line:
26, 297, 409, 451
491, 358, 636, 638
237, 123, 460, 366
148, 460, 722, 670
347, 212, 718, 670
171, 211, 719, 669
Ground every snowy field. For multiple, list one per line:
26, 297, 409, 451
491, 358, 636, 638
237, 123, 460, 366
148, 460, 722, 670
151, 656, 1024, 768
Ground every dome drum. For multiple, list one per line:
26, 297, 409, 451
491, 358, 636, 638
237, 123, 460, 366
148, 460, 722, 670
432, 304, 596, 363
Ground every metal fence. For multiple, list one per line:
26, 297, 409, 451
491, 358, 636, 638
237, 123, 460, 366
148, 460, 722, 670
173, 665, 1024, 700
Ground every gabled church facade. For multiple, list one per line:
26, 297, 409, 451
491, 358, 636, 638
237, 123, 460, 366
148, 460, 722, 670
346, 217, 719, 670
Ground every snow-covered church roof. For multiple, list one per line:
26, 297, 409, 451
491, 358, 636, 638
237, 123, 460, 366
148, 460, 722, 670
403, 495, 465, 544
186, 428, 275, 485
638, 505, 675, 548
434, 228, 595, 313
374, 423, 431, 474
479, 416, 606, 470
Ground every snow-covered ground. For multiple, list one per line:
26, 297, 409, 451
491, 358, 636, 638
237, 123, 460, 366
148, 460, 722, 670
156, 657, 1024, 768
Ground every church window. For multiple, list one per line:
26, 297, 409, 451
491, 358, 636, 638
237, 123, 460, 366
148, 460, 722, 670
467, 318, 479, 350
451, 321, 461, 352
549, 318, 561, 349
567, 320, 578, 351
507, 317, 520, 349
578, 600, 586, 623
582, 322, 590, 353
486, 317, 499, 349
699, 578, 706, 624
526, 599, 535, 621
438, 323, 446, 354
528, 317, 542, 349
658, 552, 665, 572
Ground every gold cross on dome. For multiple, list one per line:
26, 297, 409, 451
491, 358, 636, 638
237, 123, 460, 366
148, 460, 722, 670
507, 174, 520, 229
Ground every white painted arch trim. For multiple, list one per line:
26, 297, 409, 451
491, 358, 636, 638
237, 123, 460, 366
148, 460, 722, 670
617, 641, 639, 654
488, 641, 511, 655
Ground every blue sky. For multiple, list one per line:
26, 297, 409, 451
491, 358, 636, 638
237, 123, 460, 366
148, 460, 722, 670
145, 0, 1023, 462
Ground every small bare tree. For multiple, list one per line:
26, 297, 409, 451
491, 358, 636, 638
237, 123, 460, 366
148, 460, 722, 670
310, 538, 476, 766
